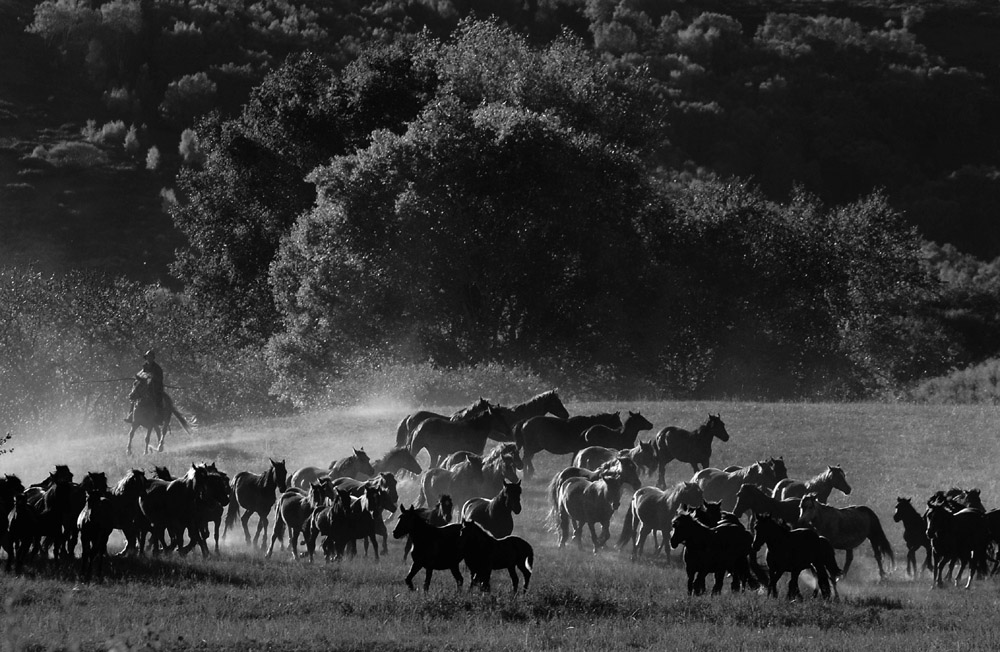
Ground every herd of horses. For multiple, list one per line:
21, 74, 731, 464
1, 390, 997, 597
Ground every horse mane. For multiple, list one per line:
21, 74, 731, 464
667, 481, 701, 502
523, 390, 556, 408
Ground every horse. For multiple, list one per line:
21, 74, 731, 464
554, 471, 625, 553
416, 458, 484, 509
125, 375, 196, 455
582, 411, 654, 450
751, 512, 840, 599
224, 458, 288, 550
77, 488, 115, 581
372, 446, 423, 476
8, 493, 40, 571
669, 509, 754, 595
195, 465, 232, 554
304, 488, 353, 563
441, 442, 524, 472
547, 458, 643, 520
652, 414, 729, 489
0, 475, 25, 570
322, 483, 385, 561
402, 494, 454, 561
329, 448, 375, 480
328, 473, 399, 555
138, 464, 210, 556
409, 408, 512, 468
618, 481, 704, 561
395, 398, 493, 448
265, 482, 328, 560
515, 412, 622, 479
798, 494, 894, 578
461, 479, 522, 538
691, 461, 780, 512
478, 451, 520, 498
30, 474, 78, 560
891, 497, 933, 578
572, 441, 656, 476
109, 469, 149, 556
772, 465, 851, 502
491, 390, 571, 435
924, 501, 990, 588
732, 484, 801, 525
460, 520, 533, 593
392, 505, 464, 591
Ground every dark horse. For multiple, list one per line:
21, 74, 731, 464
395, 398, 493, 448
798, 494, 894, 578
652, 414, 729, 489
460, 479, 522, 538
77, 488, 115, 581
460, 520, 533, 593
393, 505, 464, 591
893, 497, 933, 578
751, 513, 840, 599
925, 501, 990, 589
409, 408, 512, 468
582, 411, 654, 450
125, 374, 196, 455
490, 390, 571, 436
224, 459, 288, 550
515, 412, 622, 479
670, 509, 754, 595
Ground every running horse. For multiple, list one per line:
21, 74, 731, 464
409, 408, 512, 468
125, 372, 196, 455
515, 412, 622, 479
618, 481, 704, 561
224, 458, 288, 550
554, 470, 626, 553
798, 494, 894, 578
772, 465, 851, 502
652, 414, 729, 489
691, 460, 782, 512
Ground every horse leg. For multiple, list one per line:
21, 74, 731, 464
634, 525, 651, 561
450, 565, 464, 590
711, 571, 725, 595
842, 549, 854, 577
423, 568, 434, 591
558, 510, 569, 548
126, 425, 139, 455
240, 510, 254, 546
587, 522, 600, 554
507, 567, 519, 593
787, 571, 802, 600
156, 425, 165, 452
253, 512, 269, 549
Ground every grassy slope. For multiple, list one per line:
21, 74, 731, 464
3, 400, 1000, 650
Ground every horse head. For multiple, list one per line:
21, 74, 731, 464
706, 414, 729, 442
544, 390, 570, 419
269, 458, 288, 492
893, 496, 912, 522
669, 512, 696, 549
375, 473, 399, 513
308, 482, 327, 508
632, 440, 657, 474
153, 465, 173, 481
828, 465, 851, 495
768, 456, 787, 480
677, 482, 705, 508
82, 471, 108, 494
353, 448, 375, 477
695, 500, 723, 526
496, 443, 524, 470
393, 504, 419, 539
502, 479, 522, 515
499, 455, 519, 483
625, 411, 654, 434
438, 494, 454, 522
798, 494, 820, 525
751, 512, 778, 551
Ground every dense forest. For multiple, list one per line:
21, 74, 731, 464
3, 0, 1000, 430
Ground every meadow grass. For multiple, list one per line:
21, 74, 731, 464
3, 400, 1000, 650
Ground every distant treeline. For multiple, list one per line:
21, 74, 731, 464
5, 0, 1000, 417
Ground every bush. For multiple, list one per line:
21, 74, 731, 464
159, 72, 217, 124
908, 359, 1000, 404
32, 141, 108, 168
145, 145, 160, 170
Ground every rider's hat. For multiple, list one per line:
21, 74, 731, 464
144, 349, 156, 359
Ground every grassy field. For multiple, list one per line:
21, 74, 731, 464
3, 399, 1000, 651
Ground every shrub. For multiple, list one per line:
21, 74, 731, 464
34, 141, 108, 168
145, 145, 160, 170
159, 72, 217, 124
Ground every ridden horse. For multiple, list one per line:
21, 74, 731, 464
266, 482, 328, 560
224, 458, 288, 550
441, 442, 524, 472
751, 513, 840, 599
572, 441, 656, 476
393, 505, 464, 591
139, 464, 210, 556
924, 501, 990, 588
652, 414, 729, 489
692, 461, 780, 512
490, 390, 571, 436
618, 481, 704, 561
732, 484, 801, 525
555, 471, 626, 553
125, 374, 196, 455
515, 412, 622, 479
77, 488, 115, 581
461, 479, 522, 538
582, 411, 654, 450
372, 447, 423, 476
328, 473, 399, 555
669, 509, 754, 595
772, 465, 851, 502
395, 398, 493, 448
109, 469, 149, 556
402, 494, 454, 561
460, 520, 533, 593
417, 458, 484, 509
798, 494, 894, 578
893, 497, 933, 578
409, 408, 512, 468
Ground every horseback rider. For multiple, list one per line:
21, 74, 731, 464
125, 349, 165, 423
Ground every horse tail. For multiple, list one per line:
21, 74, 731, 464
223, 484, 240, 536
270, 498, 285, 545
513, 422, 525, 453
416, 476, 428, 508
170, 404, 197, 436
617, 498, 636, 549
546, 472, 563, 525
395, 416, 410, 449
524, 540, 534, 573
819, 537, 842, 581
860, 505, 895, 568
